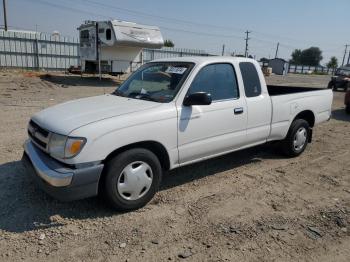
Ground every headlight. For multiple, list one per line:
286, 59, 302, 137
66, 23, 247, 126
48, 133, 86, 159
49, 133, 66, 158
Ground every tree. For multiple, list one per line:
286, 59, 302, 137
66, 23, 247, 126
290, 49, 302, 64
300, 47, 323, 66
290, 47, 323, 66
326, 56, 338, 69
164, 39, 174, 47
259, 57, 269, 63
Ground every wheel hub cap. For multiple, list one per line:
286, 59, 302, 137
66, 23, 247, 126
293, 127, 307, 151
117, 161, 153, 201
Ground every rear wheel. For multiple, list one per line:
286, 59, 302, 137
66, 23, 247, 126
103, 148, 162, 211
281, 119, 310, 157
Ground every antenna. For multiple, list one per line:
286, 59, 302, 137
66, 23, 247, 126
244, 30, 251, 57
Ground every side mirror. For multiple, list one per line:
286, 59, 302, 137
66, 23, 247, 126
183, 92, 212, 106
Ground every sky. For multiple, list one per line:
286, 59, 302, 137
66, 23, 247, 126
3, 0, 350, 65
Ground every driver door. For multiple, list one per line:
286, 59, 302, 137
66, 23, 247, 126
177, 63, 247, 164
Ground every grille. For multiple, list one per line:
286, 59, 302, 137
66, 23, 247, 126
28, 120, 50, 152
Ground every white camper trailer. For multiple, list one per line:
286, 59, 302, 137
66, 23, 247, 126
78, 20, 164, 75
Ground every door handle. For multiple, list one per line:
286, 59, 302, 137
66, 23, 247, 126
234, 107, 244, 114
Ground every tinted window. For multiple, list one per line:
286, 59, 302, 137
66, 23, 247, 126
188, 63, 239, 101
106, 29, 111, 40
239, 62, 261, 97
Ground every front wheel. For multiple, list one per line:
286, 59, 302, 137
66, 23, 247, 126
103, 148, 162, 211
281, 119, 310, 157
327, 81, 334, 89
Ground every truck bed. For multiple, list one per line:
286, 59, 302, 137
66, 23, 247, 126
267, 85, 332, 142
267, 85, 324, 96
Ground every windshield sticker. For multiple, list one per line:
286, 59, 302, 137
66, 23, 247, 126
165, 66, 187, 74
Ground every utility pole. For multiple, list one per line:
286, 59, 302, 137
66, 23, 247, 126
221, 44, 225, 56
342, 44, 349, 66
347, 49, 350, 65
244, 30, 251, 57
275, 42, 279, 59
2, 0, 7, 31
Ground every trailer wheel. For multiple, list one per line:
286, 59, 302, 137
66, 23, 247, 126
281, 119, 310, 157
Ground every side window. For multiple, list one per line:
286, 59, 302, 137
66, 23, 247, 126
106, 29, 112, 40
188, 63, 239, 101
239, 62, 261, 97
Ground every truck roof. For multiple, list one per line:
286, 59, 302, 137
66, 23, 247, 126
152, 56, 257, 65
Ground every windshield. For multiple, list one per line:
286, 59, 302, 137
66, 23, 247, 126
114, 62, 194, 103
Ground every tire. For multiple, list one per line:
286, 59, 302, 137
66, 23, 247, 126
346, 104, 350, 114
103, 148, 162, 211
327, 81, 334, 89
281, 119, 310, 157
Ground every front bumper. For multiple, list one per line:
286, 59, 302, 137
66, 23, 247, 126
22, 140, 104, 201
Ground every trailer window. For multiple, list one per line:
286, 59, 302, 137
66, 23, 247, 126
106, 29, 111, 40
80, 30, 89, 40
239, 62, 262, 97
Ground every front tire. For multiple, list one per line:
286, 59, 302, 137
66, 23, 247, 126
281, 119, 310, 157
327, 81, 334, 89
103, 148, 162, 211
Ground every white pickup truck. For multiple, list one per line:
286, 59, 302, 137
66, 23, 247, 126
22, 57, 333, 210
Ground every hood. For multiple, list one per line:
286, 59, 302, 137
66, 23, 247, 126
32, 94, 160, 135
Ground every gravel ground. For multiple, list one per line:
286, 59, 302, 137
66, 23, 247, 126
0, 71, 349, 262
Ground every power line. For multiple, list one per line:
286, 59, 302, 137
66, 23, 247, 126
65, 0, 324, 49
160, 26, 243, 39
28, 0, 245, 40
21, 0, 348, 60
32, 0, 112, 19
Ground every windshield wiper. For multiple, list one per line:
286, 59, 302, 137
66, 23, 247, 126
128, 92, 158, 102
138, 95, 158, 102
112, 90, 126, 97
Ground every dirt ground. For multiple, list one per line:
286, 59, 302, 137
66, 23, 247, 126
0, 71, 349, 262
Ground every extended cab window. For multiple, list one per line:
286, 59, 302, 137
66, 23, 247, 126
239, 62, 261, 97
188, 63, 239, 101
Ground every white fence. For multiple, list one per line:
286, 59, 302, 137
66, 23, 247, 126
0, 30, 80, 70
0, 30, 211, 71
